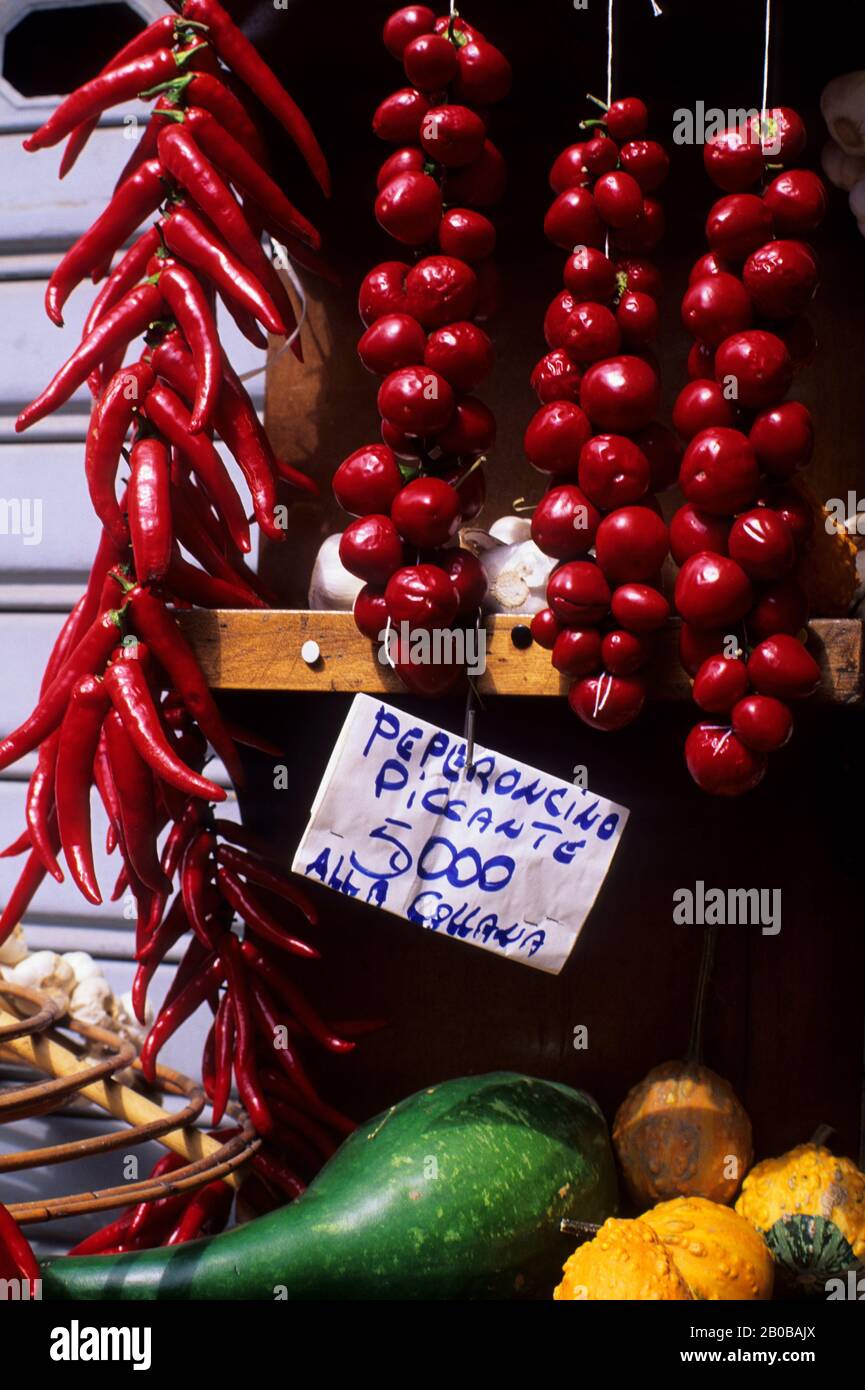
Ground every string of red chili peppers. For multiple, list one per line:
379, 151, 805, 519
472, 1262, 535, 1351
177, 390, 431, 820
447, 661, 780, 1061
333, 5, 510, 697
526, 96, 679, 731
671, 109, 825, 795
0, 0, 366, 1220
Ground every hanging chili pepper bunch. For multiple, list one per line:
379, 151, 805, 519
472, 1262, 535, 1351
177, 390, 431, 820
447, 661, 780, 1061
1, 0, 366, 1191
333, 5, 510, 697
526, 95, 678, 732
133, 812, 359, 1190
671, 109, 826, 795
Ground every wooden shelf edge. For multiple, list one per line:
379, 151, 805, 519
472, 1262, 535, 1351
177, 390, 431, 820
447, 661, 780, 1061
176, 610, 865, 705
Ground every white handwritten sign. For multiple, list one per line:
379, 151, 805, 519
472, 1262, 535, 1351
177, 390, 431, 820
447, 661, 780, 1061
292, 694, 629, 974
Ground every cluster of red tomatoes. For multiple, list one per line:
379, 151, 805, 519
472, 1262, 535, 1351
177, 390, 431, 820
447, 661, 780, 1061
672, 109, 825, 795
526, 97, 678, 732
333, 5, 510, 693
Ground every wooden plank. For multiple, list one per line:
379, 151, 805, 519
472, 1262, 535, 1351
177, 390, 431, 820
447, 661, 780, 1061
177, 610, 865, 704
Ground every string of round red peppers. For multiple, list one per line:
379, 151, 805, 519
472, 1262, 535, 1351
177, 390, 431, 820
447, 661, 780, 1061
3, 2, 365, 1199
332, 5, 511, 696
526, 95, 677, 732
671, 108, 826, 796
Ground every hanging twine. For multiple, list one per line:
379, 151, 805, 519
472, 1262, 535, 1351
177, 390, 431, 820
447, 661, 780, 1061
760, 0, 772, 122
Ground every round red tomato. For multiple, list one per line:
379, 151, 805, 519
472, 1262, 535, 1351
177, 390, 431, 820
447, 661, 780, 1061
669, 503, 731, 566
594, 506, 668, 584
692, 654, 750, 713
340, 515, 404, 585
543, 188, 604, 250
578, 434, 650, 510
749, 402, 813, 476
568, 673, 647, 730
385, 563, 459, 629
713, 331, 793, 410
681, 273, 752, 345
552, 627, 603, 678
524, 401, 592, 475
531, 484, 600, 560
420, 104, 486, 168
679, 427, 760, 515
705, 194, 773, 261
530, 350, 583, 404
437, 208, 496, 262
333, 444, 403, 516
547, 561, 611, 625
747, 634, 820, 699
358, 313, 426, 375
672, 380, 735, 440
377, 365, 455, 434
611, 582, 670, 633
764, 170, 827, 235
579, 355, 660, 432
742, 240, 818, 318
424, 321, 493, 392
404, 255, 478, 328
728, 508, 795, 581
685, 723, 767, 796
359, 261, 410, 326
731, 693, 794, 752
373, 88, 431, 144
703, 127, 763, 191
375, 171, 442, 245
674, 551, 753, 629
391, 477, 461, 547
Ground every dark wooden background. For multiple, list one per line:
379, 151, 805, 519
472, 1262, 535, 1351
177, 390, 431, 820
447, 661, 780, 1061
221, 1, 863, 1170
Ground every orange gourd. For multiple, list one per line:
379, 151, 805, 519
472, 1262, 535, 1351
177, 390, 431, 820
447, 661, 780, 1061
612, 927, 753, 1206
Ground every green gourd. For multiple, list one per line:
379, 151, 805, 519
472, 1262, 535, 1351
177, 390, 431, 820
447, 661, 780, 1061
42, 1072, 618, 1301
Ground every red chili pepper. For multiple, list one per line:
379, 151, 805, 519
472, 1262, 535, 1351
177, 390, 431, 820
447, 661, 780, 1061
16, 283, 165, 433
222, 720, 281, 757
141, 950, 224, 1082
83, 226, 162, 343
128, 434, 173, 582
260, 1065, 356, 1138
156, 125, 298, 343
67, 1209, 135, 1256
0, 607, 123, 773
22, 731, 62, 883
268, 1097, 338, 1160
180, 105, 320, 249
124, 585, 243, 784
208, 989, 234, 1124
133, 900, 188, 1024
165, 1178, 232, 1246
54, 674, 113, 905
0, 820, 57, 946
46, 161, 166, 327
141, 381, 249, 554
102, 707, 169, 894
217, 865, 318, 959
238, 938, 352, 1055
247, 975, 321, 1104
104, 658, 225, 803
41, 595, 89, 696
249, 1149, 304, 1199
221, 933, 271, 1134
24, 46, 206, 152
184, 72, 268, 167
180, 829, 219, 947
165, 550, 268, 609
156, 262, 221, 431
162, 205, 285, 336
0, 1204, 39, 1287
150, 333, 284, 538
181, 0, 330, 195
124, 1153, 189, 1245
168, 476, 263, 603
58, 13, 180, 177
216, 843, 317, 925
85, 362, 154, 547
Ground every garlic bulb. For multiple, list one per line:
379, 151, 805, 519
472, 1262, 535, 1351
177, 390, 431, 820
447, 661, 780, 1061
489, 514, 533, 545
64, 951, 101, 986
478, 539, 557, 614
69, 976, 114, 1029
821, 137, 865, 191
114, 990, 150, 1051
10, 950, 74, 1002
821, 72, 865, 155
308, 533, 363, 610
0, 924, 27, 968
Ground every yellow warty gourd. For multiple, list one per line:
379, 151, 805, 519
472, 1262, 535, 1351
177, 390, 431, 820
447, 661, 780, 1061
554, 1217, 692, 1301
641, 1196, 774, 1301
